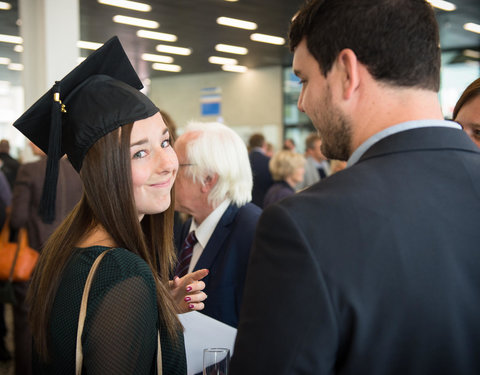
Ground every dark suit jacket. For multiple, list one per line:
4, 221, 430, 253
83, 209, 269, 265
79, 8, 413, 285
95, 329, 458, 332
231, 126, 480, 374
177, 203, 261, 328
249, 150, 273, 208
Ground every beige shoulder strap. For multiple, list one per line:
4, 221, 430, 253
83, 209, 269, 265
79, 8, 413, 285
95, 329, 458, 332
75, 250, 162, 374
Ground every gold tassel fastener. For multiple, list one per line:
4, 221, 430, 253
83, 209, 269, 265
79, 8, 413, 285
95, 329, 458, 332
53, 92, 67, 113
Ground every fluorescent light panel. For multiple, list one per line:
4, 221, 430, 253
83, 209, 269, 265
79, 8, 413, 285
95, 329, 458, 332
426, 0, 456, 11
463, 49, 480, 59
250, 33, 285, 45
8, 62, 23, 71
142, 53, 174, 63
0, 2, 12, 10
137, 30, 177, 42
208, 56, 238, 65
222, 64, 247, 73
217, 16, 257, 30
156, 44, 191, 56
0, 34, 22, 44
152, 63, 181, 72
113, 15, 159, 29
464, 22, 480, 34
0, 57, 10, 65
77, 40, 103, 50
98, 0, 151, 12
215, 44, 248, 55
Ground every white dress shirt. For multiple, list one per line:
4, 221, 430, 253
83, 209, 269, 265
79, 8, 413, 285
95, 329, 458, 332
186, 199, 231, 273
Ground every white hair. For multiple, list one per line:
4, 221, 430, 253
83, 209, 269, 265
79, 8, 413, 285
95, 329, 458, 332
182, 121, 253, 207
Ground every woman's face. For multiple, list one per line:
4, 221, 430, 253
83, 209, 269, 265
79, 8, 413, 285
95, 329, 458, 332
290, 165, 305, 185
130, 112, 178, 220
455, 95, 480, 149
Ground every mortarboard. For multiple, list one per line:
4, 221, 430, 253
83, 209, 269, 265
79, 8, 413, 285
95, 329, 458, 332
13, 36, 159, 223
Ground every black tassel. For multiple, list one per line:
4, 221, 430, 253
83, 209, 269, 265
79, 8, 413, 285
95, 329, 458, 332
38, 81, 64, 224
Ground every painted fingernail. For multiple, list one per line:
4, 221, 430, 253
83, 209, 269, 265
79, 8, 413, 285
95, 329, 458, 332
189, 304, 195, 309
186, 286, 192, 292
184, 297, 191, 302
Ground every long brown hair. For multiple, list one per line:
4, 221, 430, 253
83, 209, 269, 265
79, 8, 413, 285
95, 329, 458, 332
453, 78, 480, 120
27, 123, 181, 361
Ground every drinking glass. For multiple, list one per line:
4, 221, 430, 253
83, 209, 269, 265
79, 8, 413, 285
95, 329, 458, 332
203, 348, 230, 375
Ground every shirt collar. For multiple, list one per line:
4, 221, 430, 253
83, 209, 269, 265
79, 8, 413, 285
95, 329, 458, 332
347, 119, 461, 167
189, 199, 231, 249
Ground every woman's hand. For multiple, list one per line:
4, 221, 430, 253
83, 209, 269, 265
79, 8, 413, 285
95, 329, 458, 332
169, 268, 209, 313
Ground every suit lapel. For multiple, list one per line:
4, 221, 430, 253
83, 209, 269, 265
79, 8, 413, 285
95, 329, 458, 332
194, 204, 239, 271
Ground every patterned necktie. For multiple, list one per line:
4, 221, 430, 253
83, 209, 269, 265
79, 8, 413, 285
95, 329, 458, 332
176, 231, 198, 277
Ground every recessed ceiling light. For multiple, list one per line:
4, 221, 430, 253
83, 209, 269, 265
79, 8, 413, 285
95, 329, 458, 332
13, 44, 23, 52
0, 57, 10, 65
215, 44, 248, 55
142, 53, 174, 63
222, 64, 248, 73
156, 44, 191, 56
8, 62, 23, 71
426, 0, 456, 11
224, 0, 238, 2
0, 2, 11, 10
464, 22, 480, 34
113, 15, 159, 29
217, 16, 257, 30
137, 30, 177, 42
98, 0, 151, 12
152, 63, 182, 72
0, 34, 22, 44
463, 49, 480, 59
208, 56, 238, 65
77, 40, 103, 50
250, 33, 285, 45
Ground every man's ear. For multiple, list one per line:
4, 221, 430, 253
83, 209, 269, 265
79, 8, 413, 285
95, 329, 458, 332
201, 174, 219, 193
335, 48, 360, 101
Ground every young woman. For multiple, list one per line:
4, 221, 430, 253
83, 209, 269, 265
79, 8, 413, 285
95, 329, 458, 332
454, 77, 480, 148
14, 37, 205, 374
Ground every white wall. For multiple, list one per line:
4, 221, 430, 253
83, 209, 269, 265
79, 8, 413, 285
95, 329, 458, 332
149, 65, 284, 148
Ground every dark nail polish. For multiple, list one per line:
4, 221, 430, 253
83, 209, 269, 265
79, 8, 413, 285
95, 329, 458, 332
189, 304, 195, 309
186, 286, 192, 292
184, 296, 191, 302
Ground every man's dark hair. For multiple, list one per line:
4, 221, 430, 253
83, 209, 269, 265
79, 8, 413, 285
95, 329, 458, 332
289, 0, 441, 91
249, 133, 266, 149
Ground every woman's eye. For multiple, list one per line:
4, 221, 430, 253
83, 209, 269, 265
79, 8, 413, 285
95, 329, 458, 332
133, 150, 147, 159
161, 139, 171, 148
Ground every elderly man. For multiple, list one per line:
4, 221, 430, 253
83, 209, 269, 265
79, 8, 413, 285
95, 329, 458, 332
174, 121, 261, 328
231, 0, 480, 374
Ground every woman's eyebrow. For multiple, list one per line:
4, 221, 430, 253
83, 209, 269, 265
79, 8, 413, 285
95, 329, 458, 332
130, 138, 148, 147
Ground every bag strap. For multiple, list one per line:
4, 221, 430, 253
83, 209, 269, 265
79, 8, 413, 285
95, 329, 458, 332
7, 236, 21, 282
75, 249, 162, 375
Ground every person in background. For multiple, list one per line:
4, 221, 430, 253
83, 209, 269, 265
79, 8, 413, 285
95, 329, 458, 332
265, 142, 275, 158
174, 121, 261, 328
263, 150, 305, 208
231, 0, 480, 374
296, 132, 330, 190
8, 142, 82, 375
282, 137, 296, 152
0, 169, 11, 362
248, 133, 273, 208
13, 37, 205, 374
0, 139, 20, 190
453, 77, 480, 148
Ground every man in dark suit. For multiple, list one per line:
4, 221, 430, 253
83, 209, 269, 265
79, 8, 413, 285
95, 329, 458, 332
231, 0, 480, 374
174, 121, 261, 328
248, 133, 273, 208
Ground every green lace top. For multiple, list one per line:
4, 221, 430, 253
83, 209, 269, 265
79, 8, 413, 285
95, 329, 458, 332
34, 246, 186, 374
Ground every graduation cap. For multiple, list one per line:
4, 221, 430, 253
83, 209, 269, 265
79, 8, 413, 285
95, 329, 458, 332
13, 36, 159, 223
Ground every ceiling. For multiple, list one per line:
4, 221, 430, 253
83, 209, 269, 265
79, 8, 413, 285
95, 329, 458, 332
0, 0, 479, 87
